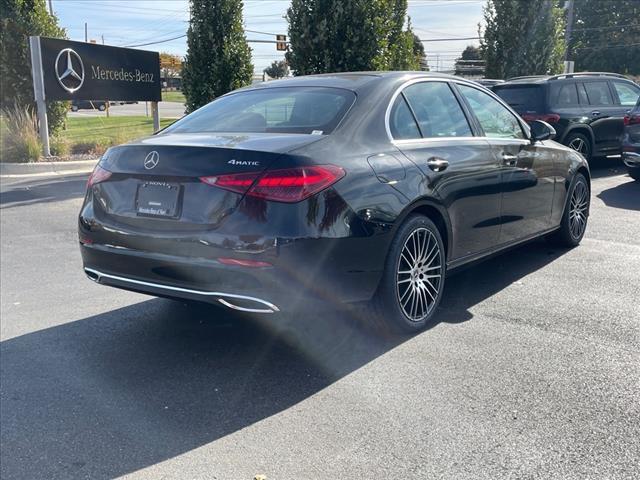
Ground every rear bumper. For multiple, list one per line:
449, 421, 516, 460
79, 233, 385, 311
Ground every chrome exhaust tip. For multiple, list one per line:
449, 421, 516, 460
82, 267, 279, 314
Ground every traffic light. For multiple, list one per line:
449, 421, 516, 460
276, 34, 287, 51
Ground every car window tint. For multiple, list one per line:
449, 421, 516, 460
577, 83, 589, 104
164, 87, 355, 135
584, 81, 614, 105
402, 82, 472, 138
458, 84, 525, 139
389, 95, 421, 140
492, 85, 545, 113
612, 81, 640, 107
551, 83, 579, 107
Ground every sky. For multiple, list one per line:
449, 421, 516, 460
51, 0, 486, 74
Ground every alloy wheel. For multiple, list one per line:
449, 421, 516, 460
396, 227, 442, 322
569, 180, 588, 239
569, 137, 587, 154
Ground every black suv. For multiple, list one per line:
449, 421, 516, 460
493, 73, 640, 161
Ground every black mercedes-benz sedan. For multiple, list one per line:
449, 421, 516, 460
79, 72, 590, 333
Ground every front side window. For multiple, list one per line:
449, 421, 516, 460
612, 81, 640, 107
402, 82, 472, 138
164, 87, 356, 135
584, 81, 614, 105
458, 84, 525, 139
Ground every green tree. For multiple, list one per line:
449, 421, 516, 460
285, 0, 419, 75
569, 0, 639, 75
182, 0, 253, 112
481, 0, 565, 79
264, 60, 289, 79
412, 32, 428, 71
0, 0, 68, 134
461, 45, 481, 61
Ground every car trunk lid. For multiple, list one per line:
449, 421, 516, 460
93, 132, 325, 230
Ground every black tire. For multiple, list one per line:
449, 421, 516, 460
366, 215, 446, 334
548, 172, 589, 248
98, 104, 106, 111
628, 166, 640, 181
71, 105, 78, 112
564, 132, 592, 162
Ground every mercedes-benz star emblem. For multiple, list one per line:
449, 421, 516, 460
55, 48, 85, 93
144, 151, 160, 170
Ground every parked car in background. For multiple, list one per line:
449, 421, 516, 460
622, 98, 640, 180
492, 72, 640, 162
71, 100, 108, 111
475, 79, 505, 87
79, 72, 590, 333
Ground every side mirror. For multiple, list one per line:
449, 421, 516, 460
529, 120, 556, 143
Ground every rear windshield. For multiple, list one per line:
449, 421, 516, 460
493, 85, 545, 114
164, 87, 356, 135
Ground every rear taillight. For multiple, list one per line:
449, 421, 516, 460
522, 113, 561, 123
624, 114, 640, 126
87, 165, 112, 187
200, 165, 345, 203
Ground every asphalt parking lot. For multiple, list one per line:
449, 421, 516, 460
0, 163, 638, 479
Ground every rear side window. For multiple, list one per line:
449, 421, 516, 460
577, 83, 589, 104
458, 84, 525, 140
389, 96, 421, 140
164, 87, 355, 135
550, 83, 579, 107
612, 81, 640, 107
402, 82, 472, 138
584, 81, 614, 105
493, 85, 545, 113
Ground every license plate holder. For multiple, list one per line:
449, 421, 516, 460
136, 182, 181, 218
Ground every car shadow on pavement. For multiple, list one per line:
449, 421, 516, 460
0, 174, 88, 209
0, 240, 567, 479
597, 177, 639, 211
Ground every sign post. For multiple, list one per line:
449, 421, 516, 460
29, 36, 51, 156
151, 101, 160, 131
29, 36, 162, 156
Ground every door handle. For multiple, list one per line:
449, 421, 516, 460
426, 157, 449, 172
591, 110, 601, 116
502, 153, 518, 166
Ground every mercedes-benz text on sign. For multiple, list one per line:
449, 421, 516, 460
38, 37, 161, 102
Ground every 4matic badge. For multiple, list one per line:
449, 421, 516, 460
228, 159, 260, 166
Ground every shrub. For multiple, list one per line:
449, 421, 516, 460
49, 136, 70, 157
0, 107, 41, 163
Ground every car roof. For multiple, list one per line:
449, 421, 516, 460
241, 71, 465, 93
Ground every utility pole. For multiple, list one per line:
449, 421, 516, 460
564, 0, 575, 73
102, 34, 105, 45
84, 22, 88, 42
48, 0, 53, 15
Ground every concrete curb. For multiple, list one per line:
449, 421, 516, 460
0, 159, 98, 177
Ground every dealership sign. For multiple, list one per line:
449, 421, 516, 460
29, 36, 162, 155
37, 37, 161, 102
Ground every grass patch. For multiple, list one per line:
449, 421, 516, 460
162, 90, 185, 103
0, 115, 176, 162
59, 116, 175, 155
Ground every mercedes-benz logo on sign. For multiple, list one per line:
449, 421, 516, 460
144, 151, 160, 170
55, 48, 85, 93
